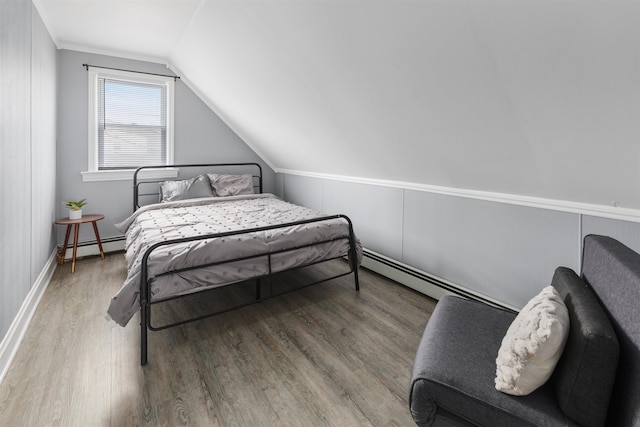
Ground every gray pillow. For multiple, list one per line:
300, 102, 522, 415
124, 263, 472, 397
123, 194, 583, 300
159, 174, 214, 202
207, 173, 254, 197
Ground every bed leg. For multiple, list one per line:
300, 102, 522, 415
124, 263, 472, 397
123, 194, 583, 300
256, 279, 261, 300
141, 305, 148, 366
140, 254, 152, 366
342, 214, 360, 292
353, 266, 360, 292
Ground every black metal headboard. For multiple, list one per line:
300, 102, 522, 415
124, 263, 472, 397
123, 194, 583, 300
132, 163, 263, 211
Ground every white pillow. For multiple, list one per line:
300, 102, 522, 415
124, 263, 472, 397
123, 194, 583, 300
495, 285, 569, 396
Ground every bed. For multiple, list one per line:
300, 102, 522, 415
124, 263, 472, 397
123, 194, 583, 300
107, 163, 362, 365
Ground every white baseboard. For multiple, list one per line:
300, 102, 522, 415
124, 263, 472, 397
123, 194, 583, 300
0, 249, 58, 385
361, 252, 452, 301
59, 237, 125, 261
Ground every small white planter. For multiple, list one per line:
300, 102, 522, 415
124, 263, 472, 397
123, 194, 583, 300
69, 209, 82, 220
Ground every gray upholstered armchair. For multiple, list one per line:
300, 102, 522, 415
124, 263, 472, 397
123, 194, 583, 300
409, 235, 640, 426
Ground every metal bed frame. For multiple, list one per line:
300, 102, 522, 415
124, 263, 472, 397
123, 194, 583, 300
132, 163, 360, 365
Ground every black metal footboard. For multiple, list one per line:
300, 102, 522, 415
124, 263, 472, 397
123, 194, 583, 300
139, 214, 360, 365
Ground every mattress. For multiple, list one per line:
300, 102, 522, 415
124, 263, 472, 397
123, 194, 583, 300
107, 193, 361, 326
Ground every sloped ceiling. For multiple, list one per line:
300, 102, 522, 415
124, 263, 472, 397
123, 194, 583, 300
34, 0, 640, 209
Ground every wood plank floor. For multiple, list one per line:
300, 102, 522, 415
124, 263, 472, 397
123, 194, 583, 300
0, 253, 436, 426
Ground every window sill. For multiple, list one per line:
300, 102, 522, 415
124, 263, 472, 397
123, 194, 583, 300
81, 168, 179, 182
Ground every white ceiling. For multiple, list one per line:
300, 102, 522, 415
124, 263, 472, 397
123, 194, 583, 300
33, 0, 640, 209
34, 0, 200, 62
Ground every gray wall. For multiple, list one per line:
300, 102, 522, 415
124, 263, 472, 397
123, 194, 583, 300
56, 49, 275, 243
1, 0, 57, 342
173, 1, 640, 210
280, 173, 640, 309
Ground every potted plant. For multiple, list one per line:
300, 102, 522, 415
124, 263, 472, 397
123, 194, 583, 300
65, 199, 87, 220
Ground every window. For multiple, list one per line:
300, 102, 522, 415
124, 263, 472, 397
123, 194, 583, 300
83, 67, 176, 181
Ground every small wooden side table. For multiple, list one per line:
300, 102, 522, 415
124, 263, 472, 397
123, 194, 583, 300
55, 214, 105, 273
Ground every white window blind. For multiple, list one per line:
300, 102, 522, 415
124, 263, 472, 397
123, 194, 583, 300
97, 78, 167, 169
84, 67, 175, 181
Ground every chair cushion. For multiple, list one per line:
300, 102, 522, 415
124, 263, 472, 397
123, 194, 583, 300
409, 295, 573, 427
581, 235, 639, 426
550, 266, 619, 427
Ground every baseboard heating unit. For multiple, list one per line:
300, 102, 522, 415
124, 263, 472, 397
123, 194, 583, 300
361, 249, 517, 312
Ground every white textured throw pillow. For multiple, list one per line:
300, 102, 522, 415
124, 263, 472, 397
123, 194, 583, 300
495, 285, 569, 396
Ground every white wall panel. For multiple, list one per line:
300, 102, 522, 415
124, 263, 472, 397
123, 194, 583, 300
0, 1, 56, 344
281, 174, 324, 213
582, 216, 640, 255
274, 172, 284, 199
402, 190, 579, 308
1, 0, 32, 340
278, 172, 611, 310
31, 3, 57, 283
282, 174, 404, 260
322, 180, 404, 262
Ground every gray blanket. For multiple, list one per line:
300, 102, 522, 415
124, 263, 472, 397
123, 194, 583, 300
107, 194, 361, 326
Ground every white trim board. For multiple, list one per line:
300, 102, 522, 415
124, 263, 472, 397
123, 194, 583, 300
276, 169, 640, 223
0, 250, 58, 385
58, 238, 125, 261
81, 167, 179, 182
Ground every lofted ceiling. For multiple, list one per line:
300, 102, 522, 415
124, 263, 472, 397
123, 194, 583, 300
34, 0, 640, 209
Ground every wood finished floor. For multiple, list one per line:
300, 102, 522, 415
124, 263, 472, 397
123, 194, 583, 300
0, 253, 436, 426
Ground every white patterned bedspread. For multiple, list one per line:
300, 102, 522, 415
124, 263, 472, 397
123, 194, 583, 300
107, 193, 361, 326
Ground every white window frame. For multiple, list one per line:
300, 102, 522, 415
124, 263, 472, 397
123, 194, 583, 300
82, 67, 177, 182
